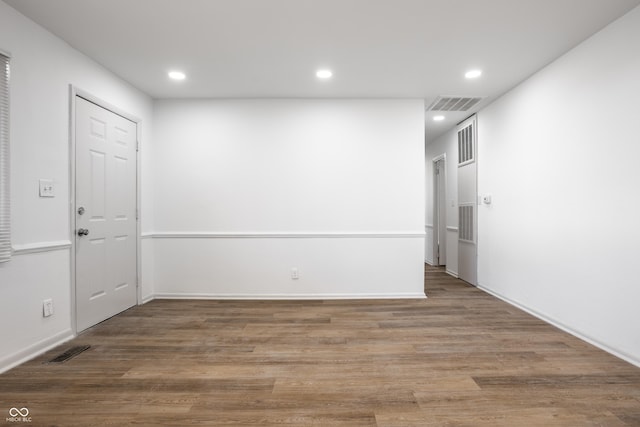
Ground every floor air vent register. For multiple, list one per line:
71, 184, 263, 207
46, 345, 91, 363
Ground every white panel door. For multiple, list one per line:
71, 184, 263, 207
457, 116, 477, 285
75, 96, 137, 332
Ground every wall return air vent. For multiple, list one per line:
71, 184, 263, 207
427, 96, 483, 112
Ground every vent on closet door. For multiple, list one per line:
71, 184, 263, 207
458, 204, 474, 242
458, 122, 475, 166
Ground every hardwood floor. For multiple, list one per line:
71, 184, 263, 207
2, 265, 640, 426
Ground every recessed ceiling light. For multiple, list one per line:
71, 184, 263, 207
465, 69, 482, 79
316, 69, 333, 79
168, 71, 186, 81
433, 115, 445, 122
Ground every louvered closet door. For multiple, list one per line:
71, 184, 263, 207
457, 116, 477, 285
75, 96, 137, 332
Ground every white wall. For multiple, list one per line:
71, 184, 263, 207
150, 99, 425, 298
424, 4, 640, 367
425, 128, 459, 277
0, 2, 153, 372
477, 6, 640, 365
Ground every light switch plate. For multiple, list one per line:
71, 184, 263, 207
39, 179, 55, 197
43, 299, 54, 317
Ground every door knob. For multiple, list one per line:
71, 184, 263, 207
77, 228, 89, 236
77, 206, 85, 215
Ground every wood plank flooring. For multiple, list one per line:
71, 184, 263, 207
2, 265, 640, 426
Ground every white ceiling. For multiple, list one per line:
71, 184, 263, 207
5, 0, 640, 141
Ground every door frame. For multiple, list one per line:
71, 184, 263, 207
68, 86, 142, 334
432, 153, 446, 266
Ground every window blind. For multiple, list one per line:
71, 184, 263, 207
0, 53, 10, 263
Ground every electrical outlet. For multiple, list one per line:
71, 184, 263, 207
39, 179, 55, 198
43, 299, 54, 317
291, 268, 300, 280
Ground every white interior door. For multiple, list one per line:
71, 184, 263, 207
434, 158, 446, 266
75, 96, 137, 332
457, 116, 477, 285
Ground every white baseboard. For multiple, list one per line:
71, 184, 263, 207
0, 329, 75, 374
445, 269, 458, 278
477, 284, 640, 369
140, 294, 154, 304
152, 292, 426, 300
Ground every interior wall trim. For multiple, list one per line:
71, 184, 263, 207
141, 232, 426, 239
477, 284, 640, 368
12, 240, 72, 256
0, 329, 74, 374
153, 292, 427, 300
141, 294, 154, 304
445, 269, 459, 278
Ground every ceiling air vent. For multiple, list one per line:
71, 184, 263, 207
427, 96, 483, 112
